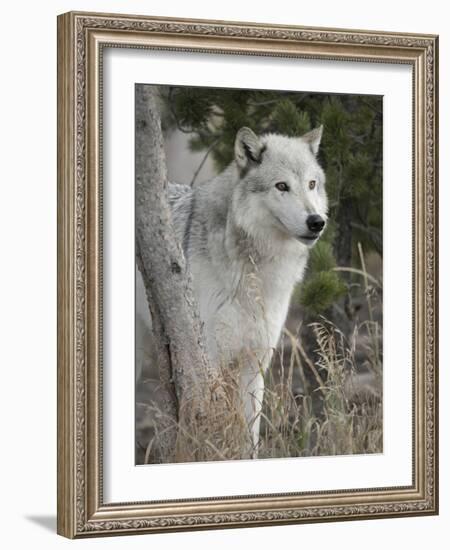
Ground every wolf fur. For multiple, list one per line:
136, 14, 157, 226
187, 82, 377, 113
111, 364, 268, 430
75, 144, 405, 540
137, 126, 328, 457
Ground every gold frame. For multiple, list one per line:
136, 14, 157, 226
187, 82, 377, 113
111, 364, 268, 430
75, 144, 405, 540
57, 11, 439, 538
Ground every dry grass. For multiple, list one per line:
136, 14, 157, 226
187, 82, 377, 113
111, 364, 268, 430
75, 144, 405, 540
137, 316, 382, 463
258, 318, 382, 459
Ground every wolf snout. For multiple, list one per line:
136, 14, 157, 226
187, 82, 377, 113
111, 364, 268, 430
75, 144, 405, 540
306, 214, 325, 233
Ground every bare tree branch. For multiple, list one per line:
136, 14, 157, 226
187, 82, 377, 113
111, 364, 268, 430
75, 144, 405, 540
190, 136, 221, 186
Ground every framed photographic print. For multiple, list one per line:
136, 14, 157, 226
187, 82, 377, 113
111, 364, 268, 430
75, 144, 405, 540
57, 11, 439, 538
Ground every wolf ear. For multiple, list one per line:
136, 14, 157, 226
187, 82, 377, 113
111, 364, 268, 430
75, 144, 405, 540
234, 127, 265, 169
302, 125, 323, 156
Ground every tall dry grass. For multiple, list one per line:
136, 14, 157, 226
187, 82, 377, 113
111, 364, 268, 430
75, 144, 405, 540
258, 317, 382, 459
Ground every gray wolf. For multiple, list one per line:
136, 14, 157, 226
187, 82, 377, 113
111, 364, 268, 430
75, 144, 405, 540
137, 125, 327, 458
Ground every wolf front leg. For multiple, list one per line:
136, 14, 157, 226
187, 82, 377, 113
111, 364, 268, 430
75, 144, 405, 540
240, 360, 267, 459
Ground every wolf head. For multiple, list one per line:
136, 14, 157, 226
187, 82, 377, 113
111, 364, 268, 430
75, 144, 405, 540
231, 126, 328, 248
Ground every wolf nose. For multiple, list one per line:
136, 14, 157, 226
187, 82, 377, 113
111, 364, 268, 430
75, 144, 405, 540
306, 214, 325, 233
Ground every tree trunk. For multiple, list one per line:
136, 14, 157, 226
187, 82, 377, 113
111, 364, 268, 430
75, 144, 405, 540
135, 85, 247, 462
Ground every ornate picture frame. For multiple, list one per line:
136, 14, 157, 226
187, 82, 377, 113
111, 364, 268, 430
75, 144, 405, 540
57, 11, 438, 538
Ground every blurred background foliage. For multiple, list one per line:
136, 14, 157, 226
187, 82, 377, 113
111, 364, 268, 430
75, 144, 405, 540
159, 86, 383, 329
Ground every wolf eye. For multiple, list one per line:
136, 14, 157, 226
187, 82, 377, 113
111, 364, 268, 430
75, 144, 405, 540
275, 182, 289, 192
309, 180, 317, 190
